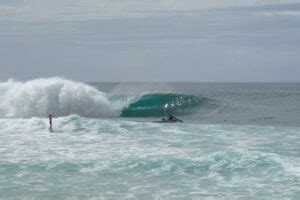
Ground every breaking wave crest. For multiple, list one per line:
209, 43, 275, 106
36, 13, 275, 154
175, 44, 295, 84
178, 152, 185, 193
0, 77, 114, 118
0, 78, 220, 119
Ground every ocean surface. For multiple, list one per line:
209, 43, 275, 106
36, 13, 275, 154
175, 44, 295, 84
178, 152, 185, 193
0, 78, 300, 199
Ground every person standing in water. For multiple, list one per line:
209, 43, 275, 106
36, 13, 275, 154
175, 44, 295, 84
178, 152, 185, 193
48, 114, 53, 131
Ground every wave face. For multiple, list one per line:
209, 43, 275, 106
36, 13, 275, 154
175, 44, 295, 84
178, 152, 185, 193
121, 93, 210, 117
0, 78, 113, 118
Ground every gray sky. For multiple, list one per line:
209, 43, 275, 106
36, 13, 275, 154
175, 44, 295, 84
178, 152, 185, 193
0, 0, 300, 82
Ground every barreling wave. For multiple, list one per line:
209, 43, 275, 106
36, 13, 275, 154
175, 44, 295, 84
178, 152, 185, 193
0, 77, 114, 118
0, 78, 219, 119
120, 93, 213, 117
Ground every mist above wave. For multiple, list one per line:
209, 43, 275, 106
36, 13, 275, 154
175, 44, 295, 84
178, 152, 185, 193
0, 77, 114, 118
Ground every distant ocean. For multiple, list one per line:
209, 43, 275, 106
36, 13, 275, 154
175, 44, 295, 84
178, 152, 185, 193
0, 78, 299, 199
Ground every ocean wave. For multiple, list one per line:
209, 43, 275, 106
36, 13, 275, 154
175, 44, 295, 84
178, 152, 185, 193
0, 78, 114, 118
0, 78, 219, 119
120, 93, 215, 117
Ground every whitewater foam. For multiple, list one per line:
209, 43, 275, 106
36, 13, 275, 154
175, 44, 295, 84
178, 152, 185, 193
0, 78, 114, 118
1, 115, 300, 199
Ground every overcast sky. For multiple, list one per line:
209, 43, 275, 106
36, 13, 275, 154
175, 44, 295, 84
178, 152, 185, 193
0, 0, 300, 82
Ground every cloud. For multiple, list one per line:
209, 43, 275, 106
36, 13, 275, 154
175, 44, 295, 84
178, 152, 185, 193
263, 10, 300, 16
1, 0, 300, 22
0, 1, 300, 81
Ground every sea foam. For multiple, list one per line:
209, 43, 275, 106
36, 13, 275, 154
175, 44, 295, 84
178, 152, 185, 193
0, 77, 114, 118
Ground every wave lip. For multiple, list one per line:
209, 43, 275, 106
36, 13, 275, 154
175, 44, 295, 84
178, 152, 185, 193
0, 77, 114, 118
121, 93, 211, 117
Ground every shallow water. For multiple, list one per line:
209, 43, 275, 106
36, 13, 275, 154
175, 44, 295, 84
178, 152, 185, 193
0, 116, 300, 199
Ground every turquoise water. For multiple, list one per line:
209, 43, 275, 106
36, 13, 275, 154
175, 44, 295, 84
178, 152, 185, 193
120, 93, 210, 117
0, 78, 300, 199
0, 116, 300, 199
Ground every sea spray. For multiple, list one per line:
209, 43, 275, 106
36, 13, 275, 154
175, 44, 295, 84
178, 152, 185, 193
0, 78, 114, 118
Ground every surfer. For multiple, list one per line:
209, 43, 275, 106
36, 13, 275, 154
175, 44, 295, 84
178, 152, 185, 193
48, 114, 53, 131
